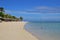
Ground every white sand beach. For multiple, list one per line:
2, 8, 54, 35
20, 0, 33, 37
0, 22, 38, 40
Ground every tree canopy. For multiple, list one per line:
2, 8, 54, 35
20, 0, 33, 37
0, 12, 5, 17
0, 7, 4, 12
0, 7, 23, 21
19, 16, 23, 21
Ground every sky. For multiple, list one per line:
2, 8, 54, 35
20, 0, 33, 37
0, 0, 60, 21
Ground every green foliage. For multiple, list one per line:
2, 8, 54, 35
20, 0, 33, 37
0, 7, 4, 12
0, 12, 5, 17
6, 14, 12, 18
4, 14, 17, 19
0, 7, 23, 21
20, 16, 23, 21
0, 12, 23, 21
0, 7, 5, 18
12, 16, 16, 19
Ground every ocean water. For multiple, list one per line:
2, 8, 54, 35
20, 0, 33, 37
24, 22, 60, 40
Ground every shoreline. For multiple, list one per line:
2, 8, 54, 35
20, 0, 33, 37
0, 22, 38, 40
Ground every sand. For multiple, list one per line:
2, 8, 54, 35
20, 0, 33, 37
0, 22, 38, 40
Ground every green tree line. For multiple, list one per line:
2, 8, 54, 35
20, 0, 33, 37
0, 7, 23, 21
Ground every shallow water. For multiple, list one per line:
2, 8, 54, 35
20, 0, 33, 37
25, 22, 60, 40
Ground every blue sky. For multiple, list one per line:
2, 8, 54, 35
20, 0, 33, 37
0, 0, 60, 21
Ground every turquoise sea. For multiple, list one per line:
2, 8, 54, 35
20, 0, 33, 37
25, 22, 60, 40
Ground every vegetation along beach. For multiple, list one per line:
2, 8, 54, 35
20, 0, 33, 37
0, 0, 60, 40
0, 7, 38, 40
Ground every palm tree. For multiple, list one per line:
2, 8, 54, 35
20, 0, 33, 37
0, 12, 5, 18
0, 7, 5, 18
0, 7, 20, 21
19, 16, 23, 21
0, 7, 4, 12
12, 16, 16, 19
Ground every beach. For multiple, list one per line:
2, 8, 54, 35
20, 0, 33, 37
0, 22, 38, 40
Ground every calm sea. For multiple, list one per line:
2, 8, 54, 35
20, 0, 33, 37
24, 22, 60, 40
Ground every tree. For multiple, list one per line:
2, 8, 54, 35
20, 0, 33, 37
19, 16, 23, 21
0, 7, 4, 12
7, 14, 12, 18
0, 7, 5, 18
0, 12, 5, 18
12, 16, 16, 19
0, 7, 21, 21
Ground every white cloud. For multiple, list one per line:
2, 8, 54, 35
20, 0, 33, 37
5, 6, 60, 15
5, 10, 41, 14
35, 6, 60, 13
5, 10, 27, 13
35, 6, 51, 10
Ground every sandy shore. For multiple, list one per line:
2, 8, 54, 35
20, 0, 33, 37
0, 22, 38, 40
